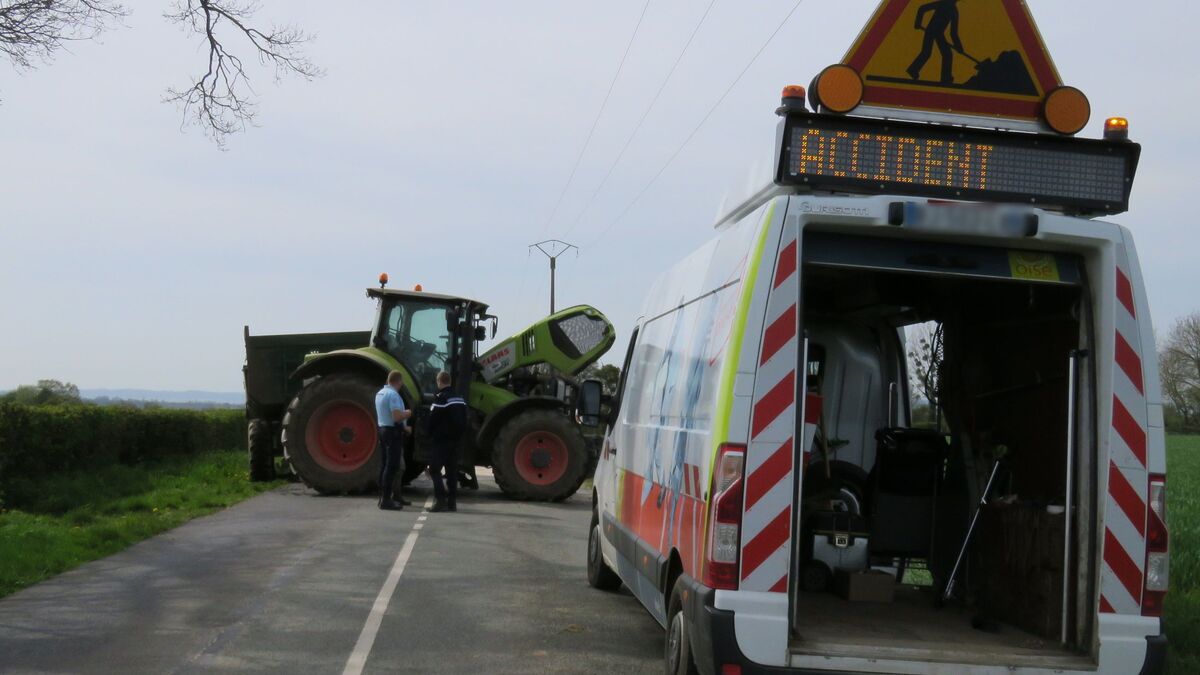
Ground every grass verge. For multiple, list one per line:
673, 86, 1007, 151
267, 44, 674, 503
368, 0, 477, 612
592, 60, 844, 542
0, 449, 283, 598
1168, 434, 1200, 672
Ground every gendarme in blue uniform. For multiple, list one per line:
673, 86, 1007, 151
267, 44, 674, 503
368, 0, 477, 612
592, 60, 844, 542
375, 384, 407, 508
375, 386, 407, 428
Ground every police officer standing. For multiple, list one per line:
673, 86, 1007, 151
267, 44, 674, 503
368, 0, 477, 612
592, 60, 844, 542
427, 371, 467, 513
376, 370, 413, 511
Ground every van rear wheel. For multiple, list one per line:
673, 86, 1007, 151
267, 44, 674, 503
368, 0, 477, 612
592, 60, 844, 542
665, 582, 699, 675
587, 511, 621, 591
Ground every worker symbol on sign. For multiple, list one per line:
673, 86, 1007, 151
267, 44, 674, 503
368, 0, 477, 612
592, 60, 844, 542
861, 0, 1038, 96
906, 0, 963, 84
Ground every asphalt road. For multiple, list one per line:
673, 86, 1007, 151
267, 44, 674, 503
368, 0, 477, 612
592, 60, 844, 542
0, 475, 663, 674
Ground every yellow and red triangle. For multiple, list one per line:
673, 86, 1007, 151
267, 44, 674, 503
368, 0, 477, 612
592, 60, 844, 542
842, 0, 1062, 122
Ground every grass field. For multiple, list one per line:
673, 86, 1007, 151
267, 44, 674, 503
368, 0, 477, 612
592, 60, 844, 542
0, 449, 283, 598
1167, 434, 1200, 672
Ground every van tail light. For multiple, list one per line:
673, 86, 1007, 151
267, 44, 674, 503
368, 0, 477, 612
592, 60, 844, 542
703, 444, 746, 591
1143, 474, 1169, 617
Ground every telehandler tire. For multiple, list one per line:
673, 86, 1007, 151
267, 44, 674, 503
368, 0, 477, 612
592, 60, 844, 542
248, 418, 275, 482
492, 409, 589, 501
282, 374, 382, 495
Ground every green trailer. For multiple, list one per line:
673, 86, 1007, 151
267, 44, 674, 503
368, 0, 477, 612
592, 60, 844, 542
242, 327, 370, 481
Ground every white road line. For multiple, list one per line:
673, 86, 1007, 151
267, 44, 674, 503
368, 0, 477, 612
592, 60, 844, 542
342, 496, 435, 675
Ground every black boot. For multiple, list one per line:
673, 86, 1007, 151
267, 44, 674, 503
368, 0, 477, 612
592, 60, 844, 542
379, 496, 403, 511
430, 499, 448, 513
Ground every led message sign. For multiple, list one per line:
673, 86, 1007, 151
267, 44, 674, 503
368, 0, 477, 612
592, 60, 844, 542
776, 114, 1140, 214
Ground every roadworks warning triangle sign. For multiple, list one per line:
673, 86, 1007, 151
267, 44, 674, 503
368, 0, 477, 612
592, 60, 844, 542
843, 0, 1062, 123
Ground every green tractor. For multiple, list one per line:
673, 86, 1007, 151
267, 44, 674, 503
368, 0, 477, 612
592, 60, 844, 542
244, 281, 615, 501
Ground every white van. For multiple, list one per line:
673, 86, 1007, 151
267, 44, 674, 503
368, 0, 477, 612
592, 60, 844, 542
587, 115, 1167, 673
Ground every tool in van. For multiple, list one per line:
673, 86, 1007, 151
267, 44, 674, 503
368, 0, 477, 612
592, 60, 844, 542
940, 449, 1005, 604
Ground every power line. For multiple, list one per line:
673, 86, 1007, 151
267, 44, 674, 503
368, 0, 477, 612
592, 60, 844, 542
561, 0, 720, 239
538, 0, 653, 238
584, 0, 807, 248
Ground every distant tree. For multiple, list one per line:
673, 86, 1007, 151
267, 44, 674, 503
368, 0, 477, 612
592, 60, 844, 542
907, 323, 943, 405
580, 363, 621, 396
906, 323, 945, 431
1, 379, 83, 406
1160, 313, 1200, 432
0, 0, 319, 145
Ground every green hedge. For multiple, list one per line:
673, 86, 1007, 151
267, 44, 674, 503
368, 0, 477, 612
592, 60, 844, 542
0, 404, 243, 509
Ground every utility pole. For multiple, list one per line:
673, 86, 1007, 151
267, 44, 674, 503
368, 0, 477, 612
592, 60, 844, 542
529, 239, 578, 314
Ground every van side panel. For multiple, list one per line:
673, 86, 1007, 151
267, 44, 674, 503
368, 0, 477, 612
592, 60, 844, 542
1099, 240, 1151, 617
605, 202, 776, 624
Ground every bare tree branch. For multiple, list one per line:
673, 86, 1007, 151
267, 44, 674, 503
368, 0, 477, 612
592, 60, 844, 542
165, 0, 321, 146
1, 1, 318, 144
0, 0, 125, 70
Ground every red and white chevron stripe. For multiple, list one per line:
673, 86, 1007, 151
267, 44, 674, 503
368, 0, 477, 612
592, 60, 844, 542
740, 230, 800, 593
1100, 260, 1150, 615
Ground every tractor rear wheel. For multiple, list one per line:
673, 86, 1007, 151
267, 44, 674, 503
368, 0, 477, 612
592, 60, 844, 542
248, 418, 275, 482
492, 409, 588, 501
282, 374, 382, 494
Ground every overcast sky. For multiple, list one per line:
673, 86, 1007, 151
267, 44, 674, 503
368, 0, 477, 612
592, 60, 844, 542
1, 0, 1196, 392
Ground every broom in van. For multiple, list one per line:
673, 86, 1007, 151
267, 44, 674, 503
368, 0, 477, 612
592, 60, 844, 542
938, 445, 1007, 606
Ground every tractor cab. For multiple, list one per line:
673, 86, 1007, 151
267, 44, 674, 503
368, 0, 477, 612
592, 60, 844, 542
366, 287, 491, 398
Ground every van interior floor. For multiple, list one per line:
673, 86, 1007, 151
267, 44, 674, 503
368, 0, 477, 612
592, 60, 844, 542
790, 587, 1092, 669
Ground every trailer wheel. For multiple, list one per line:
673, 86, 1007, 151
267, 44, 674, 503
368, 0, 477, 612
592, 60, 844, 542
248, 418, 275, 482
587, 510, 621, 591
282, 374, 382, 494
492, 409, 588, 501
665, 581, 699, 675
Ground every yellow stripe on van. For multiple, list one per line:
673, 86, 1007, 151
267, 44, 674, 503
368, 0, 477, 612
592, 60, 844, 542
711, 199, 777, 469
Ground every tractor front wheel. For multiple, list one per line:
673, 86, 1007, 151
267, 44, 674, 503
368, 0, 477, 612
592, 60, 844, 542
492, 409, 589, 501
282, 374, 382, 494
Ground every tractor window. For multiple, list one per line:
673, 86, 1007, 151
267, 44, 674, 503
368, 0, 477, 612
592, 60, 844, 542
379, 304, 407, 354
408, 306, 451, 371
404, 304, 452, 395
376, 300, 454, 395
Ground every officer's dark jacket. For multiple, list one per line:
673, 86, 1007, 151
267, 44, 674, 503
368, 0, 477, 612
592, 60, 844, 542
428, 387, 468, 445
